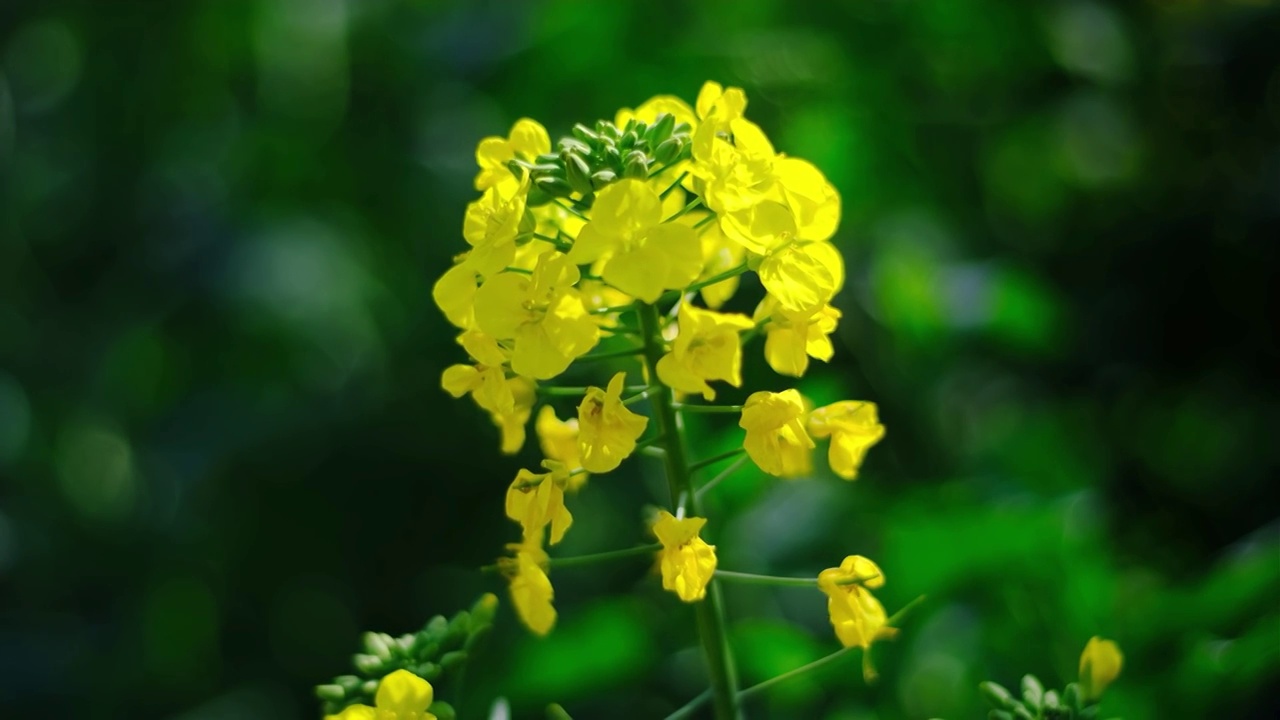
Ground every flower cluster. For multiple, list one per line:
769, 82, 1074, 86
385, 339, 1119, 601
432, 82, 899, 714
980, 637, 1124, 720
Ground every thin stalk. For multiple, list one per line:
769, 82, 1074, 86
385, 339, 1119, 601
689, 447, 747, 472
715, 571, 817, 588
738, 646, 857, 701
553, 199, 589, 221
659, 170, 689, 200
479, 543, 660, 574
575, 346, 645, 363
590, 303, 637, 316
696, 455, 749, 500
673, 262, 749, 298
638, 302, 742, 720
539, 385, 646, 397
673, 403, 744, 414
663, 689, 712, 720
664, 197, 703, 224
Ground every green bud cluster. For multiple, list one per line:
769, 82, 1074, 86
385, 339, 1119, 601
510, 112, 693, 207
981, 676, 1108, 720
315, 593, 498, 718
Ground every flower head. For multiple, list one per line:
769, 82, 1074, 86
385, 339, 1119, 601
656, 303, 754, 400
818, 555, 896, 681
505, 461, 573, 545
577, 372, 648, 473
739, 390, 814, 477
325, 669, 437, 720
1079, 636, 1123, 701
653, 510, 717, 602
807, 401, 885, 480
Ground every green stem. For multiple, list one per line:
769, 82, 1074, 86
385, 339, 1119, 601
689, 447, 747, 472
575, 346, 645, 363
714, 570, 818, 588
696, 455, 749, 500
658, 170, 690, 200
637, 302, 742, 720
739, 646, 858, 701
547, 543, 661, 569
673, 403, 744, 414
673, 262, 749, 298
539, 385, 646, 397
664, 197, 703, 224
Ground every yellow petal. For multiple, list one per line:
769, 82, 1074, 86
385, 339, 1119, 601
374, 669, 434, 714
1080, 636, 1123, 700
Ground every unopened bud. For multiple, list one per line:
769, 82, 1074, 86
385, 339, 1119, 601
647, 112, 675, 145
353, 653, 383, 674
571, 123, 600, 144
535, 176, 575, 199
563, 152, 594, 195
653, 136, 684, 166
590, 169, 617, 190
315, 684, 345, 702
362, 632, 393, 660
622, 150, 649, 179
558, 137, 590, 155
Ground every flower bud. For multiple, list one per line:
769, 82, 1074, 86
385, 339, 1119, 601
622, 150, 649, 179
646, 112, 675, 145
980, 681, 1016, 710
590, 169, 617, 190
563, 151, 594, 195
558, 137, 591, 155
571, 123, 600, 144
1020, 675, 1043, 709
535, 176, 575, 199
1079, 636, 1123, 701
362, 631, 393, 660
653, 136, 684, 166
353, 653, 383, 674
439, 650, 467, 669
315, 684, 345, 702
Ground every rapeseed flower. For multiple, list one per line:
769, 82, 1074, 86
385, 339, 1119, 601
1079, 636, 1123, 700
807, 401, 885, 480
577, 372, 648, 473
505, 461, 573, 545
656, 303, 753, 400
755, 297, 840, 377
739, 389, 814, 477
818, 555, 896, 681
653, 510, 717, 602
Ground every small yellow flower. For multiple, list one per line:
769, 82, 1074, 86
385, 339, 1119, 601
325, 668, 437, 720
493, 376, 536, 454
504, 531, 556, 637
818, 555, 896, 681
656, 303, 754, 400
755, 297, 840, 377
653, 510, 717, 602
1079, 636, 1123, 701
758, 238, 844, 314
462, 181, 528, 277
432, 261, 480, 330
577, 372, 649, 473
536, 405, 588, 491
505, 461, 573, 545
807, 401, 885, 480
474, 118, 551, 191
472, 251, 600, 380
692, 81, 747, 164
739, 390, 814, 477
567, 179, 702, 303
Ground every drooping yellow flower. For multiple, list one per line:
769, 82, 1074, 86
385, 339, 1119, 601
472, 251, 599, 380
807, 401, 885, 480
656, 303, 754, 400
440, 332, 533, 454
1079, 636, 1123, 701
739, 390, 814, 477
493, 376, 535, 454
759, 239, 845, 314
652, 510, 717, 602
755, 297, 840, 377
506, 461, 573, 545
462, 181, 529, 277
325, 668, 437, 720
818, 555, 897, 681
474, 118, 551, 191
503, 531, 556, 637
567, 179, 702, 303
577, 372, 648, 473
536, 405, 588, 491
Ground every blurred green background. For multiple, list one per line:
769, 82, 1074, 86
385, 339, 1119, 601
2, 0, 1278, 718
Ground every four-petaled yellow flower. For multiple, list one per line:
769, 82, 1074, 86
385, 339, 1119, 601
818, 555, 897, 682
1079, 636, 1123, 701
506, 461, 574, 545
567, 179, 703, 303
474, 118, 551, 191
325, 668, 437, 720
536, 405, 588, 491
653, 510, 717, 602
656, 303, 754, 400
462, 181, 528, 278
504, 531, 556, 637
755, 296, 840, 377
807, 401, 885, 480
577, 372, 649, 473
473, 251, 599, 380
439, 331, 534, 454
739, 390, 814, 477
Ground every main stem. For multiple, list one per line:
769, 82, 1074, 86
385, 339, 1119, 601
637, 302, 742, 720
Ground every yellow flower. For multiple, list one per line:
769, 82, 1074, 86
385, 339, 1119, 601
755, 297, 840, 377
807, 401, 885, 480
656, 303, 754, 400
692, 81, 747, 163
696, 118, 777, 215
474, 118, 551, 191
493, 376, 535, 454
577, 372, 649, 473
536, 406, 588, 491
615, 94, 697, 132
325, 668, 437, 720
652, 510, 717, 602
505, 461, 573, 545
567, 179, 702, 303
695, 220, 746, 309
739, 390, 814, 477
503, 531, 556, 636
473, 251, 599, 380
462, 181, 528, 277
440, 333, 533, 454
774, 157, 840, 243
818, 555, 896, 681
1079, 636, 1123, 701
759, 239, 845, 314
432, 261, 480, 330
